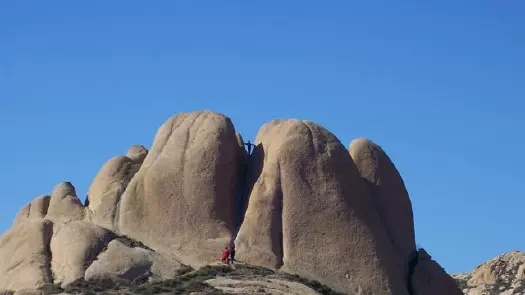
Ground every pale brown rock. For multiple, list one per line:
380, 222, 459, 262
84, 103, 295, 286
12, 196, 51, 226
453, 251, 525, 295
85, 239, 183, 283
235, 119, 407, 295
349, 138, 416, 272
119, 111, 242, 267
0, 220, 53, 291
87, 148, 144, 230
46, 182, 85, 223
126, 145, 148, 163
50, 221, 114, 287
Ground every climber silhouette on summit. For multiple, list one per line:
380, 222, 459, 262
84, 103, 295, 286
244, 140, 255, 155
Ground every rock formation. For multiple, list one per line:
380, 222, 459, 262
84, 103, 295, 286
453, 251, 525, 295
234, 119, 407, 295
118, 111, 243, 267
0, 110, 461, 295
87, 145, 147, 230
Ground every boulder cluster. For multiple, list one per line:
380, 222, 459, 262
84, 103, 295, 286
0, 111, 462, 295
453, 251, 525, 295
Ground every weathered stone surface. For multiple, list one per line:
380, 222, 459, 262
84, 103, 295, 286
349, 139, 416, 273
12, 289, 44, 295
453, 251, 525, 295
235, 119, 407, 295
46, 182, 85, 223
13, 196, 51, 226
411, 249, 462, 295
85, 239, 183, 283
0, 220, 53, 291
87, 146, 146, 230
126, 145, 148, 163
119, 111, 242, 267
50, 221, 114, 287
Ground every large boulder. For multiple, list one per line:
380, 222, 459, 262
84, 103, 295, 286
85, 239, 183, 283
0, 219, 53, 291
118, 111, 243, 267
87, 145, 147, 230
349, 139, 416, 271
46, 182, 85, 223
50, 221, 114, 287
235, 119, 408, 295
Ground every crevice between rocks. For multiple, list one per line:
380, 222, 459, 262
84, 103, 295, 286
406, 249, 421, 295
233, 140, 284, 270
43, 220, 55, 285
112, 154, 148, 232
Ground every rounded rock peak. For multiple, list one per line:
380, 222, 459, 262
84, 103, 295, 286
349, 137, 378, 151
52, 182, 77, 199
126, 145, 148, 162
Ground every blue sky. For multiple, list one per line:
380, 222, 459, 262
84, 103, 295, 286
1, 1, 524, 274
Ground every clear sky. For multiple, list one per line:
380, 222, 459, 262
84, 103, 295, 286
1, 1, 524, 274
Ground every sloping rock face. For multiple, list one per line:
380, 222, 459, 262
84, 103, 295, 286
85, 239, 182, 283
349, 138, 416, 263
87, 145, 147, 230
118, 111, 243, 267
50, 221, 114, 287
234, 119, 408, 295
453, 251, 525, 295
0, 219, 53, 291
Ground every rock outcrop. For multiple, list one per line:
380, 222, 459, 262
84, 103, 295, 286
0, 110, 462, 295
118, 111, 243, 267
0, 219, 53, 291
234, 119, 407, 295
85, 239, 182, 283
349, 138, 416, 263
46, 182, 85, 223
87, 145, 147, 230
50, 221, 114, 287
453, 251, 525, 295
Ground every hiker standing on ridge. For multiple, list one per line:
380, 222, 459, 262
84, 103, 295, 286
244, 140, 255, 155
229, 245, 236, 263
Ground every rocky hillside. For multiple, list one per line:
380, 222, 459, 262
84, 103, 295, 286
453, 251, 525, 295
1, 263, 344, 295
0, 110, 462, 295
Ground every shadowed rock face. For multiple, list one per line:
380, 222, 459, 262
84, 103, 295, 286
0, 110, 461, 295
118, 111, 243, 268
411, 249, 463, 295
235, 120, 408, 295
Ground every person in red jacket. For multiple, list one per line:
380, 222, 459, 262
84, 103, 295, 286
221, 247, 230, 264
